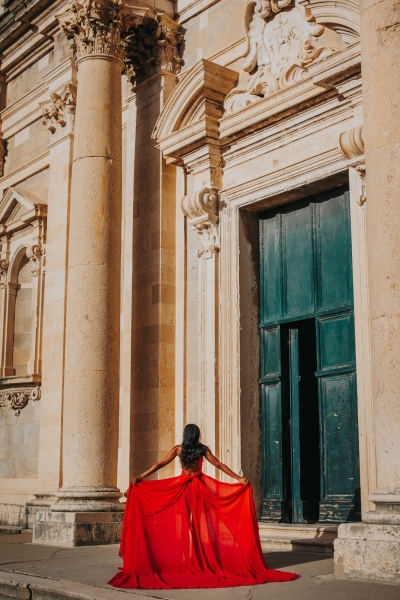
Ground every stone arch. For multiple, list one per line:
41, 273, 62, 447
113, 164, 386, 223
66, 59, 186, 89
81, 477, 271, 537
305, 0, 360, 44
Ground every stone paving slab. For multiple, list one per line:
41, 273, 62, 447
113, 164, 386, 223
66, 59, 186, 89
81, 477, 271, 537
0, 533, 399, 600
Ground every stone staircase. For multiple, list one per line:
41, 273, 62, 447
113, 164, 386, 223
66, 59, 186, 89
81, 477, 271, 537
259, 522, 338, 554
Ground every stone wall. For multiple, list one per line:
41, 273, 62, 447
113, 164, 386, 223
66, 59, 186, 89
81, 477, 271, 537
0, 399, 40, 481
4, 120, 50, 177
180, 0, 245, 72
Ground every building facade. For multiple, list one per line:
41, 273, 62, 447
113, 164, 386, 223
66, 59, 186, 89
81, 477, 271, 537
0, 0, 399, 583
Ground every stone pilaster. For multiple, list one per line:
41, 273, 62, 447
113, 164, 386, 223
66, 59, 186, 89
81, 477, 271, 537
334, 0, 400, 582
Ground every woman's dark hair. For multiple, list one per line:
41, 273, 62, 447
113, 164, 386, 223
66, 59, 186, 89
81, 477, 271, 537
180, 424, 207, 469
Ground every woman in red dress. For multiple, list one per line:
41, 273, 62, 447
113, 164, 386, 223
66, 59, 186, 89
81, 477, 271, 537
108, 424, 298, 590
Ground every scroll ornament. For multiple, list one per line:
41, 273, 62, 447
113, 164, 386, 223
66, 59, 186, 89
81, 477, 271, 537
181, 189, 220, 258
339, 126, 366, 206
224, 0, 344, 115
0, 386, 41, 417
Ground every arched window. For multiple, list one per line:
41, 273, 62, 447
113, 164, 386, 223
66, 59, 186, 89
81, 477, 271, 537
12, 254, 33, 377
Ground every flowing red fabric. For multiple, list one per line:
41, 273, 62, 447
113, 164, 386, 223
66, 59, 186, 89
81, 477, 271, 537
108, 465, 298, 589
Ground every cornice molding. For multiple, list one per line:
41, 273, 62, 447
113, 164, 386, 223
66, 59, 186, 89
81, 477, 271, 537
219, 42, 360, 145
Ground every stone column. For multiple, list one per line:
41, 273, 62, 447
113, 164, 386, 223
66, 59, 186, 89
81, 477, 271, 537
334, 0, 400, 582
33, 0, 145, 546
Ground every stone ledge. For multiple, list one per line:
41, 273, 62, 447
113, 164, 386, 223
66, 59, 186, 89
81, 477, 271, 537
0, 571, 156, 600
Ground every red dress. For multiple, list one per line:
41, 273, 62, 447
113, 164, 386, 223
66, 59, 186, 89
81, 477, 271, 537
108, 460, 298, 589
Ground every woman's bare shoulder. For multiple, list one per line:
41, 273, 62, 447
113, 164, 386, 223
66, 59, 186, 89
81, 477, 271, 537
173, 444, 182, 456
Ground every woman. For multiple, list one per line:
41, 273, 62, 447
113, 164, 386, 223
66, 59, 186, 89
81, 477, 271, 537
108, 424, 298, 589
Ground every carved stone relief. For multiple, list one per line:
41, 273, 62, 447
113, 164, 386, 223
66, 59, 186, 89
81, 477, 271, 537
0, 386, 41, 416
26, 244, 46, 277
181, 188, 219, 258
40, 84, 77, 134
0, 138, 7, 178
224, 0, 344, 115
0, 259, 9, 288
56, 0, 183, 89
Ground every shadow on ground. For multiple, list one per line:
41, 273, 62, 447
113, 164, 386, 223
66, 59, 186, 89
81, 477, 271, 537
264, 551, 331, 569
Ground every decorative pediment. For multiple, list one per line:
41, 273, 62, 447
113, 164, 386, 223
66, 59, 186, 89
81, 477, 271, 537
224, 0, 345, 115
0, 188, 47, 234
152, 59, 238, 163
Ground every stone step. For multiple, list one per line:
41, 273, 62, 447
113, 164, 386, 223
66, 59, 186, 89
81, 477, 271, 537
0, 526, 32, 535
260, 535, 334, 554
259, 523, 338, 554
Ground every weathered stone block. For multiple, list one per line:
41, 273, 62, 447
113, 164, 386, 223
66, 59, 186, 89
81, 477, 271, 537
33, 511, 124, 547
334, 523, 400, 583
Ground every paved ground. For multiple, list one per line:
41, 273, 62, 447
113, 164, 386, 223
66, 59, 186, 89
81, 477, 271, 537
0, 533, 399, 600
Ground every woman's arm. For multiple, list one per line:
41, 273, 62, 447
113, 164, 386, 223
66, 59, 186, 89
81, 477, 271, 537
205, 448, 249, 485
131, 445, 180, 485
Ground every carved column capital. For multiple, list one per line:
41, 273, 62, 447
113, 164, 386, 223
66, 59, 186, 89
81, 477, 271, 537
124, 12, 184, 88
182, 188, 219, 258
56, 1, 184, 87
56, 0, 129, 63
40, 84, 77, 134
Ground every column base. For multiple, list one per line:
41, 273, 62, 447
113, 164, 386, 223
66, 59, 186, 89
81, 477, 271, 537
33, 510, 124, 547
334, 522, 400, 583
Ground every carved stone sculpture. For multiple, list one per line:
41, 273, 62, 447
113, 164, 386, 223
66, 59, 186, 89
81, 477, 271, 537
0, 258, 10, 288
56, 0, 183, 88
0, 258, 9, 288
0, 386, 41, 416
26, 244, 46, 277
0, 138, 7, 177
181, 189, 219, 258
40, 84, 77, 134
224, 0, 344, 114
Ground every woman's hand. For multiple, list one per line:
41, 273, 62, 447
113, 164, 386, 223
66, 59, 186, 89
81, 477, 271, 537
131, 475, 143, 486
238, 476, 250, 486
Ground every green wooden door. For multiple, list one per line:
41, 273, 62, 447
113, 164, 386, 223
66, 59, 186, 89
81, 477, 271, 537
259, 186, 360, 523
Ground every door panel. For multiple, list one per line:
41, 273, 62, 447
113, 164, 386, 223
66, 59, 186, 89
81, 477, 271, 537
261, 381, 286, 520
318, 372, 360, 522
315, 190, 353, 312
260, 326, 281, 380
317, 312, 355, 373
260, 215, 282, 324
282, 205, 314, 320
